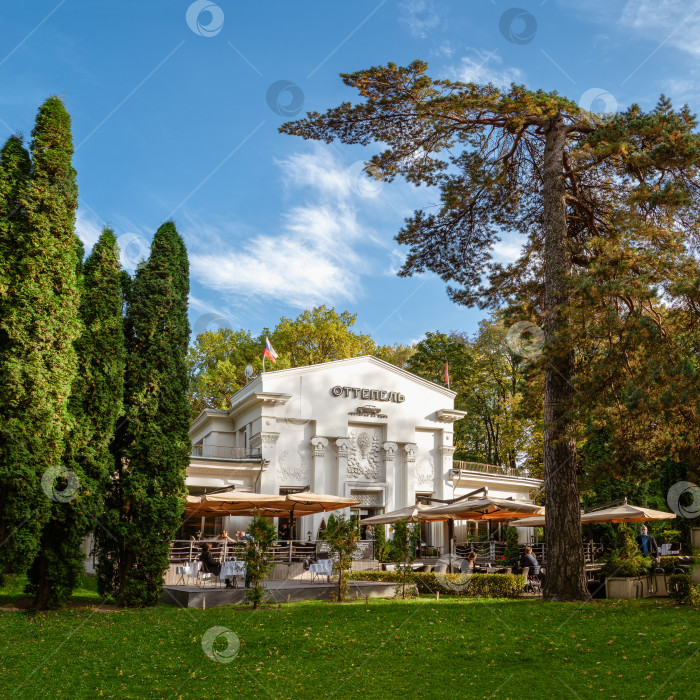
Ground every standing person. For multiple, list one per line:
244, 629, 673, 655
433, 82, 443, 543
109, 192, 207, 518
636, 526, 659, 559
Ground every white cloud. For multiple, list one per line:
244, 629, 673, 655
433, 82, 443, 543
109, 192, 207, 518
75, 208, 102, 253
186, 147, 379, 309
449, 49, 524, 88
398, 0, 441, 39
621, 1, 700, 56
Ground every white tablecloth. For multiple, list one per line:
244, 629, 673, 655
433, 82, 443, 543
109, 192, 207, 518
220, 560, 246, 578
309, 561, 333, 577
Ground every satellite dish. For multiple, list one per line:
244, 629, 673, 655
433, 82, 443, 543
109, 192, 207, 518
244, 365, 254, 381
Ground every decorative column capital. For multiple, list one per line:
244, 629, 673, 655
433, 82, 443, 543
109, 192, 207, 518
335, 438, 352, 457
438, 445, 456, 457
404, 443, 417, 462
382, 442, 398, 462
259, 432, 280, 446
311, 436, 329, 457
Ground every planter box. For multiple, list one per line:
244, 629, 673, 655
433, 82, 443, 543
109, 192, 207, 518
605, 576, 648, 599
692, 528, 700, 551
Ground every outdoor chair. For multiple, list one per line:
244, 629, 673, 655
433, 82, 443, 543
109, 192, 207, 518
198, 560, 220, 588
433, 564, 448, 574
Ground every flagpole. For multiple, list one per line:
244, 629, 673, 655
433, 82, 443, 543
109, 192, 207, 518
263, 355, 265, 373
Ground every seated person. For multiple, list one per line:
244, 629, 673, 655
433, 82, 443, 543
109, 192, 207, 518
199, 543, 222, 578
636, 525, 659, 560
519, 546, 539, 574
217, 530, 234, 542
464, 551, 477, 571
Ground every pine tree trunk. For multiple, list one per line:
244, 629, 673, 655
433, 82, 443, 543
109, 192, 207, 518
541, 114, 588, 601
32, 554, 51, 610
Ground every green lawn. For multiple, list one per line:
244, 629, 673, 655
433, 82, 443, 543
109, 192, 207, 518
1, 575, 699, 699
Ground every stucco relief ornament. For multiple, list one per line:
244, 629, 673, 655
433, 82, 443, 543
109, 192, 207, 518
277, 449, 308, 482
415, 455, 435, 488
347, 430, 381, 479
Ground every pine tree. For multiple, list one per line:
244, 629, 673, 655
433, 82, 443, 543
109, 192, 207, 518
0, 98, 80, 580
27, 228, 126, 608
97, 222, 190, 607
281, 64, 700, 600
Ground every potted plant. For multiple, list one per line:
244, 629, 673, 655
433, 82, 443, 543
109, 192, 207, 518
602, 524, 653, 599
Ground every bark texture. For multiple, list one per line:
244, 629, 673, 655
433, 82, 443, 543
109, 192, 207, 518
541, 115, 588, 601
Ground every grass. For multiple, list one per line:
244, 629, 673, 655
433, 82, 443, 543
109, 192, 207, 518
1, 575, 699, 699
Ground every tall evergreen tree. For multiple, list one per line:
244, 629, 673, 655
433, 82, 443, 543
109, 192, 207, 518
281, 63, 700, 600
0, 98, 80, 580
27, 228, 126, 608
96, 222, 190, 607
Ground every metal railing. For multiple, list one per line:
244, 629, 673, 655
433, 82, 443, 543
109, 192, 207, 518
454, 540, 600, 565
169, 539, 375, 564
190, 445, 262, 460
451, 461, 528, 478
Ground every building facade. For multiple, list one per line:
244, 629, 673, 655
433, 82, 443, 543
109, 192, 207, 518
187, 356, 541, 548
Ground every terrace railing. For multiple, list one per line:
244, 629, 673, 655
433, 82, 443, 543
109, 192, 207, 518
169, 538, 375, 564
451, 461, 528, 478
454, 540, 601, 565
190, 445, 262, 460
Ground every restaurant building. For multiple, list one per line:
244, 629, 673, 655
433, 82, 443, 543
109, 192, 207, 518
187, 356, 542, 549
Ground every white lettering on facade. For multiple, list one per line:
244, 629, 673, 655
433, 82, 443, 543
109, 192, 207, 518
330, 386, 406, 403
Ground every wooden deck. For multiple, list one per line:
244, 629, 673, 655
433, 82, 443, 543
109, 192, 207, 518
161, 580, 401, 608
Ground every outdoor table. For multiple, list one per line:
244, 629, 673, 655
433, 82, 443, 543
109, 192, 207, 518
309, 560, 333, 582
220, 560, 246, 587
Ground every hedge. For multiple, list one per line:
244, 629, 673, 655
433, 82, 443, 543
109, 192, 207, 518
668, 574, 700, 605
349, 571, 526, 598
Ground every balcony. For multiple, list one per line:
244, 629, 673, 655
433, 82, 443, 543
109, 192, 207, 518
190, 444, 262, 461
451, 460, 529, 479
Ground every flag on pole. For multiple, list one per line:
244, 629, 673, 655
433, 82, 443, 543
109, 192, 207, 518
263, 337, 278, 363
444, 360, 450, 388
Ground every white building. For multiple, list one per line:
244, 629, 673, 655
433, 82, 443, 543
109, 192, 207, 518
187, 356, 542, 549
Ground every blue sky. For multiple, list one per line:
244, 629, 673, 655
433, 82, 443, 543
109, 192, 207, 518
1, 0, 698, 346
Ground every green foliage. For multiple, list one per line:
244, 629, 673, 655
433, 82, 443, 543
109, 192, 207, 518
601, 524, 653, 577
26, 228, 126, 609
325, 514, 360, 602
187, 328, 261, 420
97, 222, 190, 607
244, 515, 277, 608
0, 98, 81, 581
668, 574, 700, 605
657, 530, 682, 545
373, 523, 388, 561
504, 527, 520, 563
348, 570, 526, 598
386, 520, 420, 598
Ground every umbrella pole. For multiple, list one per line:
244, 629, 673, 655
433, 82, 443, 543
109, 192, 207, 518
289, 505, 295, 563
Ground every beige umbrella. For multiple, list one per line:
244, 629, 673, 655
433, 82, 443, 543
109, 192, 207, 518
511, 503, 676, 527
286, 491, 361, 514
360, 503, 452, 525
425, 497, 544, 521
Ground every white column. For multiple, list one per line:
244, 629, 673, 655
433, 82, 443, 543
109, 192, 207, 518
310, 437, 328, 493
404, 443, 417, 508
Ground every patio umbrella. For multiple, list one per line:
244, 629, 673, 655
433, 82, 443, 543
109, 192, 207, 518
286, 492, 361, 515
424, 497, 544, 521
359, 503, 452, 525
510, 503, 677, 527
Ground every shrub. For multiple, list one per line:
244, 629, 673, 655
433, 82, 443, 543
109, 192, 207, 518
504, 527, 520, 564
325, 515, 360, 602
349, 570, 526, 598
656, 529, 682, 545
600, 523, 651, 577
668, 574, 700, 605
245, 516, 277, 609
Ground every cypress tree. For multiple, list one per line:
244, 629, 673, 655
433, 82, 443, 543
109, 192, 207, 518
0, 98, 80, 580
97, 221, 190, 607
27, 228, 126, 608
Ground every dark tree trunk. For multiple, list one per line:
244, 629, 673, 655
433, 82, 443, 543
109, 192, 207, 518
541, 115, 588, 601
